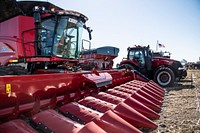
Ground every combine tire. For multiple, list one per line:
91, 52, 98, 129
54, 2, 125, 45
0, 66, 28, 76
0, 66, 7, 76
119, 64, 135, 70
9, 66, 28, 75
154, 67, 175, 87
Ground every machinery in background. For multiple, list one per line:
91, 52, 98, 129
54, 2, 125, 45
79, 46, 119, 70
119, 45, 187, 87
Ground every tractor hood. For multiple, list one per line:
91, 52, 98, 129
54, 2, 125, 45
152, 57, 175, 66
153, 56, 174, 61
152, 56, 184, 69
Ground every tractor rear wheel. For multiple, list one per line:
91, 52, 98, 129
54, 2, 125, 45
154, 67, 175, 87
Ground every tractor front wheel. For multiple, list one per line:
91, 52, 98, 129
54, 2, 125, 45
154, 67, 175, 87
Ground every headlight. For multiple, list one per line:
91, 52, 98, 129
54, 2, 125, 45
178, 66, 186, 70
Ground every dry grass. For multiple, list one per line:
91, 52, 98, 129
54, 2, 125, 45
152, 70, 200, 133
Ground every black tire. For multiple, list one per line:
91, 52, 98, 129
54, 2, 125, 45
119, 64, 135, 70
9, 66, 28, 75
154, 67, 175, 87
0, 65, 28, 76
0, 66, 7, 76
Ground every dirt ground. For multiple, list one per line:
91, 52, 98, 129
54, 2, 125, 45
152, 70, 200, 133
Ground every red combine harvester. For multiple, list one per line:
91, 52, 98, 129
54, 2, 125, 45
0, 1, 165, 132
119, 45, 187, 87
0, 0, 93, 74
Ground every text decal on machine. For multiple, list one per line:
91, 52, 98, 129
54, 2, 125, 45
6, 84, 11, 94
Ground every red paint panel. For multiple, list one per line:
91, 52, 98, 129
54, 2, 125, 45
113, 102, 157, 129
96, 110, 142, 133
0, 16, 35, 58
77, 121, 106, 133
123, 97, 160, 119
79, 96, 116, 113
32, 109, 83, 133
59, 102, 102, 123
106, 89, 131, 99
131, 93, 161, 112
94, 92, 123, 104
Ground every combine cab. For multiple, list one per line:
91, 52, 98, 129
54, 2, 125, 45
0, 0, 92, 74
0, 1, 166, 132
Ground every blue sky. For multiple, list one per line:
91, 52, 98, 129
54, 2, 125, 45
49, 0, 200, 64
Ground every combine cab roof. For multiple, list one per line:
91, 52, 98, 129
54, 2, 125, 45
0, 0, 63, 22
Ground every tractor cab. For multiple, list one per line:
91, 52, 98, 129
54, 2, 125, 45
126, 45, 152, 74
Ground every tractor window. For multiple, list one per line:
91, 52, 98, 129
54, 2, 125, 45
129, 51, 135, 60
53, 16, 83, 59
129, 50, 145, 65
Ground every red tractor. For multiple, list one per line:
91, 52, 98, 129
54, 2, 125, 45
0, 1, 92, 75
119, 45, 187, 87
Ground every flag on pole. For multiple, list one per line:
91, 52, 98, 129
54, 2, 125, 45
156, 40, 165, 51
158, 43, 165, 48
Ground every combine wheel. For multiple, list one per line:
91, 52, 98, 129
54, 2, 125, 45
0, 66, 7, 76
0, 66, 13, 75
154, 67, 175, 87
9, 66, 28, 75
0, 66, 28, 76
